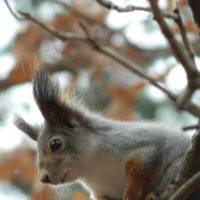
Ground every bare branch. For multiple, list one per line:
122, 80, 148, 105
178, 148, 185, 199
19, 11, 87, 41
149, 0, 198, 79
4, 1, 87, 41
174, 5, 200, 109
4, 1, 200, 199
173, 6, 199, 109
160, 120, 200, 200
79, 23, 200, 118
169, 171, 200, 200
95, 0, 177, 19
149, 0, 200, 112
79, 22, 176, 101
182, 124, 200, 131
176, 86, 195, 109
174, 7, 195, 62
4, 0, 200, 118
56, 1, 106, 27
4, 0, 26, 20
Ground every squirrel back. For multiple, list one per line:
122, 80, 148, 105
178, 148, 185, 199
15, 68, 192, 200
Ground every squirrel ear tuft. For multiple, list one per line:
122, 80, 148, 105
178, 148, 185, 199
14, 115, 39, 141
33, 68, 76, 128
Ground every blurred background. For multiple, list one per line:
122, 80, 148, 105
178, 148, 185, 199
0, 0, 199, 199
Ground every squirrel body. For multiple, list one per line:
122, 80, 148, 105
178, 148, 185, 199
78, 119, 190, 199
15, 69, 191, 200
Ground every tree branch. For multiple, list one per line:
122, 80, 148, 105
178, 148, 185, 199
4, 0, 200, 118
4, 0, 26, 20
149, 0, 200, 111
182, 124, 200, 131
79, 23, 200, 118
19, 11, 88, 41
79, 22, 176, 101
149, 0, 198, 78
176, 86, 195, 109
174, 7, 195, 62
160, 120, 200, 200
95, 0, 177, 19
4, 0, 87, 41
169, 171, 200, 200
56, 0, 106, 27
4, 1, 200, 199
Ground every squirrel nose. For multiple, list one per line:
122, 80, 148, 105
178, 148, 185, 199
41, 174, 50, 183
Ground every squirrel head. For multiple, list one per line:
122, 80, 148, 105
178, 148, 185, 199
15, 68, 92, 185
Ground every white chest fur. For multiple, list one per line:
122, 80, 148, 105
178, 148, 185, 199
80, 155, 127, 199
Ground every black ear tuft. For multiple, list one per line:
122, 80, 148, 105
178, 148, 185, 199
33, 68, 75, 127
14, 115, 39, 141
33, 68, 59, 111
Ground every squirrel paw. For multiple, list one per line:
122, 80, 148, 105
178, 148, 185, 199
144, 191, 158, 200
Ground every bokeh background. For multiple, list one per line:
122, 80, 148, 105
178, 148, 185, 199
0, 0, 199, 199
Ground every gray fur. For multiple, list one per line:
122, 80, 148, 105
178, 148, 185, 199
16, 69, 193, 200
14, 115, 39, 141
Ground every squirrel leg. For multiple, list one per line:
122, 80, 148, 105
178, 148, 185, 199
123, 153, 159, 200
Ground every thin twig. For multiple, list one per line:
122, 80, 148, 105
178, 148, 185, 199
5, 0, 200, 118
149, 0, 198, 79
182, 124, 200, 131
149, 0, 200, 112
79, 23, 200, 118
56, 1, 106, 27
174, 7, 195, 62
176, 86, 195, 109
79, 22, 176, 101
153, 64, 176, 82
18, 11, 87, 41
4, 1, 87, 41
4, 0, 26, 20
95, 0, 177, 19
171, 6, 198, 108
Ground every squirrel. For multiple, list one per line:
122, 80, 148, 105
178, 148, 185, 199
15, 68, 195, 200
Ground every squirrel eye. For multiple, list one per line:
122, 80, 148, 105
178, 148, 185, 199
50, 139, 62, 152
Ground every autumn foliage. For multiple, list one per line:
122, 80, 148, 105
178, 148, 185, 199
0, 0, 199, 199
